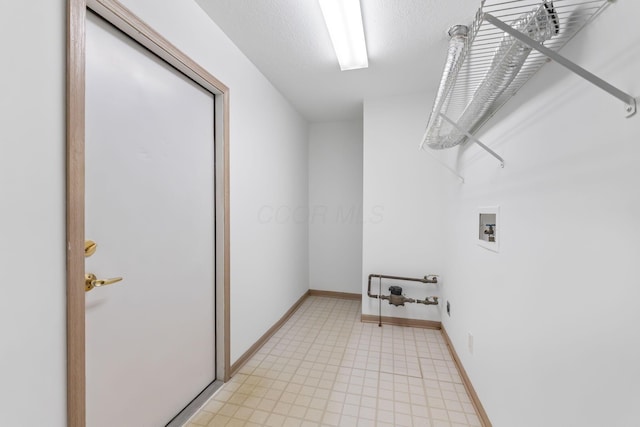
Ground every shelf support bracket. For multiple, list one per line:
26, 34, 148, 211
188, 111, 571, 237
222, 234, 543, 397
440, 113, 505, 168
485, 13, 637, 118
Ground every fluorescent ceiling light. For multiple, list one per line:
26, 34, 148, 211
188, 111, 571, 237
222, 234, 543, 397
318, 0, 368, 71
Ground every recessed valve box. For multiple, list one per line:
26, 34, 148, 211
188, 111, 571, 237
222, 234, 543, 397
478, 206, 499, 252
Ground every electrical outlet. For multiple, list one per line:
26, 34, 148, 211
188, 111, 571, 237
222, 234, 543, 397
446, 301, 450, 316
468, 332, 474, 355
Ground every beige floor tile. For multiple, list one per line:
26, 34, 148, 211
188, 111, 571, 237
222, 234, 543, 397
247, 409, 269, 425
225, 419, 246, 427
207, 413, 230, 426
264, 413, 286, 427
186, 297, 481, 427
189, 410, 214, 426
281, 417, 302, 427
233, 406, 254, 421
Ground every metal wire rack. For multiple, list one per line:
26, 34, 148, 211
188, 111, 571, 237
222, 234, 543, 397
423, 0, 636, 167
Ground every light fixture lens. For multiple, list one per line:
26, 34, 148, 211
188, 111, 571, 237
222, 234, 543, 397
319, 0, 368, 71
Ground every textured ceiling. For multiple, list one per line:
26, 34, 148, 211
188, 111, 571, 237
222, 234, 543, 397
195, 0, 478, 122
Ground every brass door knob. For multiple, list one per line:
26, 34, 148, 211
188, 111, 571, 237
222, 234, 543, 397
85, 273, 124, 292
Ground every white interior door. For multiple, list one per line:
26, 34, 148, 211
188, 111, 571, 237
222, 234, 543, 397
85, 12, 216, 426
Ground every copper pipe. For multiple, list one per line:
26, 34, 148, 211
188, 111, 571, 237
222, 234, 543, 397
416, 296, 439, 306
367, 274, 437, 298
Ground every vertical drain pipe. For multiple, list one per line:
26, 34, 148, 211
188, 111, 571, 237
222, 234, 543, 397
378, 276, 382, 327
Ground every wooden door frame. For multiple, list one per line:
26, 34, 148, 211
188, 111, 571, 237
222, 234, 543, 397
66, 0, 231, 425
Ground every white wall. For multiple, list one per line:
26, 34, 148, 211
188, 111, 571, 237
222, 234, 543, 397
308, 121, 363, 293
1, 1, 309, 424
438, 2, 640, 425
0, 2, 66, 425
362, 92, 446, 321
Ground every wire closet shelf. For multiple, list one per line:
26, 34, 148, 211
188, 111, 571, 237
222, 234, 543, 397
421, 0, 617, 163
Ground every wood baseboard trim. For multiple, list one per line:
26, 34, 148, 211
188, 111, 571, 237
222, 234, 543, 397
229, 290, 310, 376
308, 289, 361, 300
361, 314, 441, 330
441, 327, 492, 427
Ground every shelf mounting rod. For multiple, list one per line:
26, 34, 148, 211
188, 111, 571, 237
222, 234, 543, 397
439, 113, 505, 168
484, 13, 637, 118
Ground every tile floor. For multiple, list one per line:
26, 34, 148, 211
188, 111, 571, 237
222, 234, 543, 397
185, 296, 482, 427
